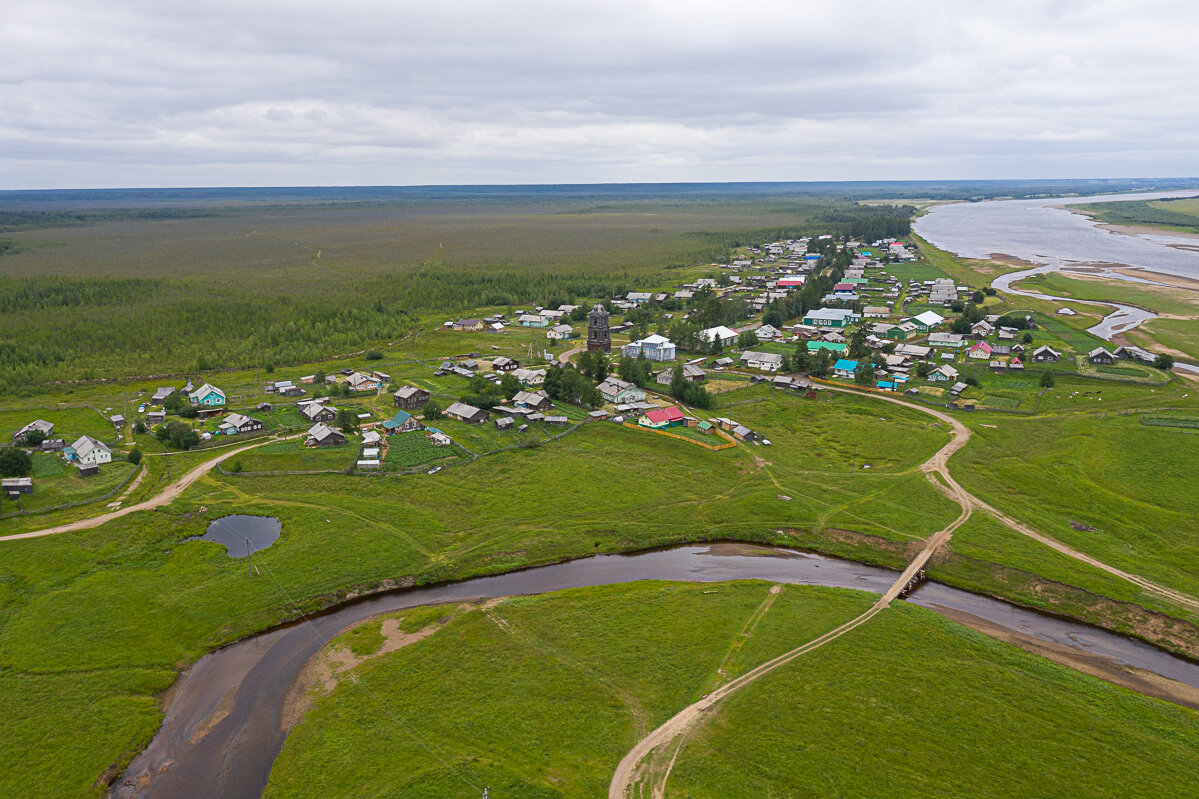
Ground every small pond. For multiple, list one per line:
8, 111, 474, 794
191, 514, 281, 557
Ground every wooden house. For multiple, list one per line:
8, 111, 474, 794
394, 385, 431, 410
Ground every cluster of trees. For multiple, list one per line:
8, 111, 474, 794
0, 447, 32, 477
665, 364, 714, 409
576, 350, 609, 382
543, 365, 602, 407
155, 421, 199, 450
618, 352, 654, 387
458, 372, 521, 410
814, 205, 914, 242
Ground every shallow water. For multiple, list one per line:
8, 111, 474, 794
914, 190, 1199, 280
189, 514, 282, 557
110, 543, 1199, 799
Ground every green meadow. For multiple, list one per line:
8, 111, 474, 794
1071, 197, 1199, 234
949, 411, 1199, 604
263, 582, 1199, 798
670, 598, 1199, 798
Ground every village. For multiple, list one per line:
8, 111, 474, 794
1, 231, 1174, 514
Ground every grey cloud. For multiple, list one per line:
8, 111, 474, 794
1, 0, 1198, 187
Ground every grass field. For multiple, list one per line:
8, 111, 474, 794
670, 598, 1199, 798
1071, 197, 1199, 234
228, 438, 358, 473
949, 412, 1199, 603
1, 458, 136, 514
263, 582, 1199, 798
380, 433, 463, 470
0, 406, 116, 445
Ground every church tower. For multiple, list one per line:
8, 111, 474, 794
587, 303, 611, 353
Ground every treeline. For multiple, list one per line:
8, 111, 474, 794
0, 276, 157, 313
0, 264, 667, 391
816, 205, 913, 241
0, 208, 219, 233
682, 204, 912, 257
1073, 199, 1199, 234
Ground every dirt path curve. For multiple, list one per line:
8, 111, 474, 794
612, 382, 1199, 798
558, 345, 584, 364
0, 435, 300, 542
610, 386, 974, 799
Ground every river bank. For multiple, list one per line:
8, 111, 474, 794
109, 542, 1199, 799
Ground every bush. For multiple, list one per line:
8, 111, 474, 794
22, 429, 46, 448
128, 448, 143, 465
0, 447, 32, 477
1153, 354, 1175, 371
366, 349, 385, 360
423, 400, 443, 421
1040, 370, 1056, 388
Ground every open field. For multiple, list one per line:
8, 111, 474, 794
669, 597, 1199, 798
1071, 197, 1199, 234
262, 582, 1199, 798
1013, 270, 1199, 362
0, 188, 914, 388
4, 184, 1199, 798
949, 412, 1199, 603
227, 438, 359, 474
3, 457, 136, 514
0, 408, 964, 797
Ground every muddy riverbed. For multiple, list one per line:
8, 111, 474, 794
110, 543, 1199, 799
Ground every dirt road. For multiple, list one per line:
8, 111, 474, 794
558, 345, 584, 364
610, 382, 1199, 798
0, 435, 298, 542
610, 385, 973, 799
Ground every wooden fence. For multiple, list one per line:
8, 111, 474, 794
621, 422, 736, 451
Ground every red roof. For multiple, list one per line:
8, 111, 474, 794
645, 406, 685, 424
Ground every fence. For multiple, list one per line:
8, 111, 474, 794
1140, 412, 1199, 430
0, 461, 143, 520
621, 422, 737, 451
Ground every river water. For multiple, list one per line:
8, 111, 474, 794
110, 543, 1199, 799
913, 190, 1199, 280
914, 190, 1199, 372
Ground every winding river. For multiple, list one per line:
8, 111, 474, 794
110, 542, 1199, 799
914, 190, 1199, 372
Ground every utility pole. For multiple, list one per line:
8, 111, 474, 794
246, 537, 253, 577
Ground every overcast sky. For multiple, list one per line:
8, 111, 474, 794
3, 0, 1198, 188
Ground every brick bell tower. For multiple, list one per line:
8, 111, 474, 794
587, 303, 611, 353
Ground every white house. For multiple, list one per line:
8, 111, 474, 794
596, 377, 646, 404
911, 311, 946, 331
740, 351, 784, 372
699, 325, 739, 347
69, 435, 112, 466
622, 334, 676, 362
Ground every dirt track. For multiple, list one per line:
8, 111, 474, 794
610, 386, 973, 799
0, 435, 297, 542
609, 383, 1199, 798
558, 345, 584, 363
